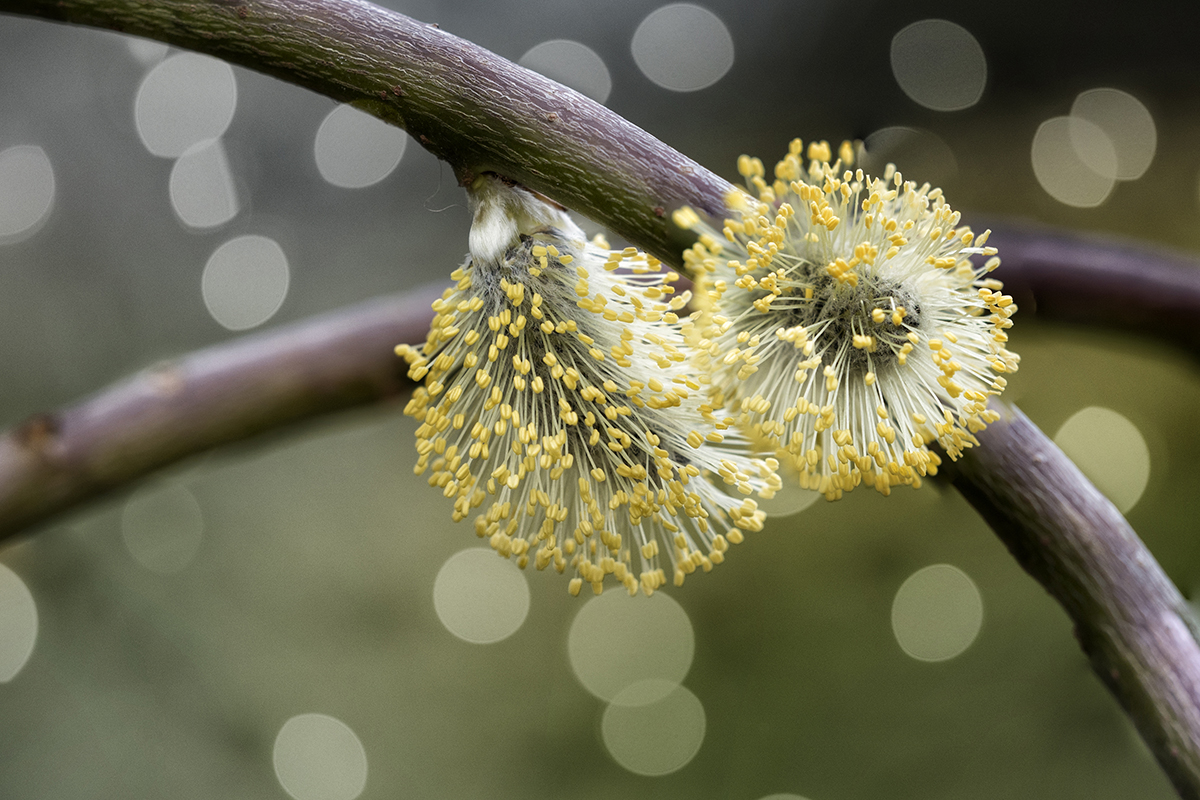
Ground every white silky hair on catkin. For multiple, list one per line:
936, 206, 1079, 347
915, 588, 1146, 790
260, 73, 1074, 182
400, 174, 780, 596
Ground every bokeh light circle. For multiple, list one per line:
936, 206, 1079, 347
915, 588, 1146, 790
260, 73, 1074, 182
1054, 406, 1151, 513
313, 105, 408, 189
519, 39, 613, 104
273, 713, 368, 800
756, 795, 814, 800
0, 145, 55, 244
0, 562, 38, 682
891, 564, 983, 662
201, 234, 290, 331
1031, 116, 1116, 207
170, 139, 239, 229
567, 588, 694, 702
120, 482, 205, 574
890, 20, 987, 111
601, 680, 705, 776
134, 53, 237, 158
1070, 88, 1156, 181
126, 37, 168, 66
631, 4, 734, 92
757, 483, 820, 518
432, 548, 531, 644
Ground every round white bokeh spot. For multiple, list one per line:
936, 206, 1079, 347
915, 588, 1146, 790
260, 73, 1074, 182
756, 796, 814, 800
1070, 88, 1156, 181
601, 680, 706, 776
201, 235, 290, 331
120, 482, 204, 575
0, 145, 55, 244
1054, 406, 1151, 513
891, 564, 983, 662
432, 548, 531, 644
757, 483, 820, 518
313, 105, 408, 189
519, 39, 613, 104
170, 139, 239, 229
135, 53, 237, 158
0, 563, 38, 682
890, 20, 987, 111
568, 588, 694, 703
1031, 116, 1116, 208
631, 4, 734, 92
273, 713, 368, 800
126, 37, 168, 66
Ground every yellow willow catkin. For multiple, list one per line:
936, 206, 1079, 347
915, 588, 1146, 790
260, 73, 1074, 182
677, 139, 1018, 500
398, 175, 781, 596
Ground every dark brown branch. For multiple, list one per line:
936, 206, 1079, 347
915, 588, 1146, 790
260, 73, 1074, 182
945, 404, 1200, 799
0, 0, 728, 267
0, 287, 438, 541
985, 221, 1200, 349
3, 0, 1200, 796
10, 0, 1196, 329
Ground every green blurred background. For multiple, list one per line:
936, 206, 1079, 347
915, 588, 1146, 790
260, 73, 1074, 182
2, 0, 1198, 797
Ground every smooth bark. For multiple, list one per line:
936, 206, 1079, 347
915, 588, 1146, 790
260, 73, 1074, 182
0, 287, 438, 540
1, 0, 729, 265
2, 1, 1200, 796
946, 405, 1200, 798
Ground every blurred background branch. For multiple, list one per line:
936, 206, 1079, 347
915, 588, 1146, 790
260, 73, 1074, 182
2, 0, 1200, 798
0, 287, 439, 543
983, 223, 1200, 352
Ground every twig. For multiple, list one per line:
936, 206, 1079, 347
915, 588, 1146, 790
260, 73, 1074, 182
0, 287, 439, 542
944, 404, 1200, 799
0, 0, 728, 266
6, 0, 1200, 343
984, 221, 1200, 348
2, 0, 1200, 796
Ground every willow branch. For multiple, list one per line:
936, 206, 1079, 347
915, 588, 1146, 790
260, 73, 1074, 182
0, 0, 728, 266
6, 0, 1200, 337
4, 0, 1200, 796
945, 405, 1200, 799
982, 221, 1200, 348
0, 287, 438, 541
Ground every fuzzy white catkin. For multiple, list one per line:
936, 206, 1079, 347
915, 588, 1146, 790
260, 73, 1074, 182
399, 175, 780, 596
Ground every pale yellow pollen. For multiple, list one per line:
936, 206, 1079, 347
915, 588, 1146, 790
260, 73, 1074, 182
407, 201, 784, 595
684, 137, 1016, 503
